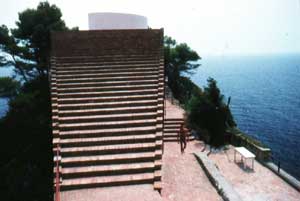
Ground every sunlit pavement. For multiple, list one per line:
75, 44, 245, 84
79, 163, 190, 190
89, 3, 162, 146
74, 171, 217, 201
208, 146, 300, 201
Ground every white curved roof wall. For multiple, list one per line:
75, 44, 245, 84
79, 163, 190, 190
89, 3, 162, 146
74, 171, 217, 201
88, 13, 148, 30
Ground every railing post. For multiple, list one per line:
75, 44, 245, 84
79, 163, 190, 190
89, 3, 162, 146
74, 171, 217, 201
55, 145, 60, 201
163, 62, 167, 154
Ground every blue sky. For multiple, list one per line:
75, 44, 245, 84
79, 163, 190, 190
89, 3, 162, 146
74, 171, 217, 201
1, 0, 300, 55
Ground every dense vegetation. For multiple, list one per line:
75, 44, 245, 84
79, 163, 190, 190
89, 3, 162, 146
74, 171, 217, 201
164, 36, 201, 104
186, 78, 236, 146
164, 36, 236, 147
0, 2, 76, 200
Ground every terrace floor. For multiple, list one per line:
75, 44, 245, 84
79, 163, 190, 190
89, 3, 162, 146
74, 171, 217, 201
161, 141, 222, 201
161, 100, 222, 201
165, 99, 184, 119
164, 99, 300, 201
208, 146, 300, 201
59, 184, 162, 201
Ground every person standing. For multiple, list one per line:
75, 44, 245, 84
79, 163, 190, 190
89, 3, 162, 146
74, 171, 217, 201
179, 123, 188, 153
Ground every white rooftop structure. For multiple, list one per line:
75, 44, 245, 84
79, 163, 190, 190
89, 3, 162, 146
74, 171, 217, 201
88, 12, 148, 30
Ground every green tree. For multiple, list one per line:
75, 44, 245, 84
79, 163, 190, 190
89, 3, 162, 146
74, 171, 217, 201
0, 2, 70, 82
187, 78, 236, 147
204, 77, 224, 108
164, 36, 201, 103
0, 2, 75, 201
0, 77, 20, 98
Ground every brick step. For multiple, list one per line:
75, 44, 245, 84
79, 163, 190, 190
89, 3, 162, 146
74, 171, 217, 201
54, 53, 159, 60
55, 71, 158, 79
58, 119, 157, 131
163, 124, 182, 128
56, 84, 158, 93
164, 119, 184, 123
58, 105, 158, 117
57, 143, 157, 157
58, 112, 157, 124
55, 60, 158, 68
60, 151, 160, 167
58, 100, 157, 110
163, 129, 190, 134
164, 123, 184, 126
55, 75, 160, 84
54, 134, 156, 147
57, 89, 158, 98
55, 55, 159, 62
164, 128, 183, 133
163, 133, 192, 138
58, 173, 157, 191
164, 132, 191, 136
56, 79, 159, 89
164, 124, 184, 127
163, 133, 179, 138
57, 94, 158, 104
164, 136, 195, 142
55, 55, 158, 63
59, 126, 157, 138
56, 67, 158, 75
54, 63, 159, 71
163, 132, 191, 136
56, 60, 159, 67
59, 162, 158, 179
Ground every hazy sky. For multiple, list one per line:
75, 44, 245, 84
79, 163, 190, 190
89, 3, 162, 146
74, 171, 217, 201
1, 0, 300, 55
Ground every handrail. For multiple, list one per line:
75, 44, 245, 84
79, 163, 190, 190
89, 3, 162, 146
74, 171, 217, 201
55, 145, 60, 201
270, 154, 281, 173
163, 57, 166, 154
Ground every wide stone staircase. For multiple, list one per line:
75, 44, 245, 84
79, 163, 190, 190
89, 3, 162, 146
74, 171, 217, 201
50, 30, 164, 191
163, 118, 195, 142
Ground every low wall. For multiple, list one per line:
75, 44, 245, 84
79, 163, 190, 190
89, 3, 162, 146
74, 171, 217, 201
194, 153, 243, 201
230, 132, 271, 161
230, 131, 300, 192
263, 162, 300, 192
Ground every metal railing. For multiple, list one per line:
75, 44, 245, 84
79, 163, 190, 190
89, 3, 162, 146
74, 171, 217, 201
55, 145, 60, 201
163, 97, 165, 154
270, 154, 281, 173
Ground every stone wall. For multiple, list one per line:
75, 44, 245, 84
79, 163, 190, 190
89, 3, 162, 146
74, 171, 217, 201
231, 133, 271, 161
194, 153, 243, 201
51, 29, 163, 57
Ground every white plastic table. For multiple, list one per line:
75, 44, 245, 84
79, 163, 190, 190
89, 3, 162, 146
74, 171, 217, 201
234, 147, 256, 170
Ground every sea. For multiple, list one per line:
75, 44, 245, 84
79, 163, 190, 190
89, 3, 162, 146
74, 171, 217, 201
0, 54, 299, 180
191, 53, 300, 180
0, 66, 13, 117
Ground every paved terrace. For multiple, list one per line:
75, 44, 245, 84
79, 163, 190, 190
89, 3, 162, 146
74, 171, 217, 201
60, 184, 162, 201
164, 99, 300, 201
165, 99, 184, 119
162, 99, 222, 201
161, 141, 222, 201
208, 146, 300, 201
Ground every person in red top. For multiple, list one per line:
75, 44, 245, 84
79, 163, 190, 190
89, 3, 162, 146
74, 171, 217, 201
179, 123, 188, 153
